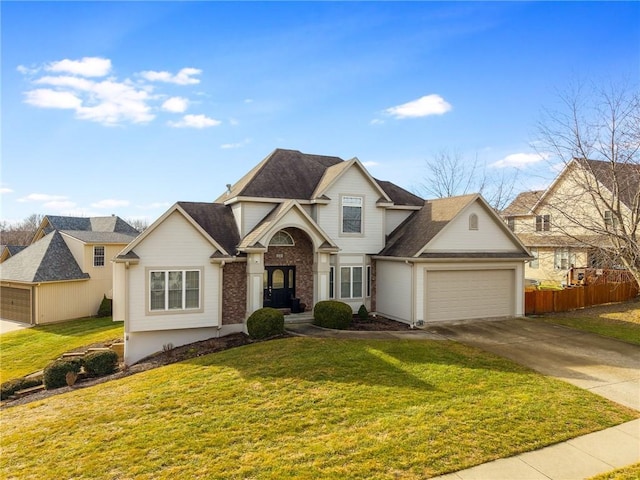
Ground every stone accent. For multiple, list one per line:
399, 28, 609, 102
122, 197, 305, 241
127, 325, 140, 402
264, 228, 314, 311
222, 261, 247, 325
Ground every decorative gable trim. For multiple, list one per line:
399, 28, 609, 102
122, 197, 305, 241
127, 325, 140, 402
311, 158, 392, 204
117, 203, 230, 259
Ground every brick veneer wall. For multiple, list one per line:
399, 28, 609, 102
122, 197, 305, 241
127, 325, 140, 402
222, 261, 247, 325
263, 228, 314, 311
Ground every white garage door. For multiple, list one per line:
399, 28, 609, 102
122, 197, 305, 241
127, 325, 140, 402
425, 269, 514, 322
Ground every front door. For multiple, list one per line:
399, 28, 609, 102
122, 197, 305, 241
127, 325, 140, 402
263, 266, 296, 308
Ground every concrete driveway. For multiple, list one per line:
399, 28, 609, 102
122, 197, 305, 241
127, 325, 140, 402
0, 319, 32, 334
427, 317, 640, 411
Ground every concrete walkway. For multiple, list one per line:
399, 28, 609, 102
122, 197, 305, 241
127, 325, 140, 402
0, 318, 32, 334
285, 321, 640, 479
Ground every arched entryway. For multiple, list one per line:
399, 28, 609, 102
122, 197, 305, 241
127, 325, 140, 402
263, 227, 314, 311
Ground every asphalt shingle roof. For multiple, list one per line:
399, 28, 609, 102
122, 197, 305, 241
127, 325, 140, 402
177, 202, 241, 256
0, 231, 89, 282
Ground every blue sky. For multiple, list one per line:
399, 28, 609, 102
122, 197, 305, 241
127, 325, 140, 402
2, 1, 638, 224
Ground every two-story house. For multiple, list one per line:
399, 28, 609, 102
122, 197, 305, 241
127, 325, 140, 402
503, 158, 639, 284
0, 215, 139, 324
114, 149, 531, 364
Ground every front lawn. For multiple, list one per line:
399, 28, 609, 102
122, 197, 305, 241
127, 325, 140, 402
0, 317, 123, 382
539, 300, 640, 345
1, 337, 636, 479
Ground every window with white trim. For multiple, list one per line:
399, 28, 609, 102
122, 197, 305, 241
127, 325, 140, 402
554, 248, 575, 270
604, 211, 619, 229
529, 248, 539, 269
93, 246, 105, 267
342, 196, 363, 234
536, 215, 551, 232
270, 230, 295, 246
340, 266, 363, 299
149, 270, 200, 311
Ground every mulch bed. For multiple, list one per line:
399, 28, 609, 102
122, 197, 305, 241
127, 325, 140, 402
348, 315, 411, 331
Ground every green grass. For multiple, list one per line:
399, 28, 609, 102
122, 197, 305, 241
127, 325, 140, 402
590, 463, 640, 480
0, 317, 123, 382
1, 337, 636, 479
539, 301, 640, 345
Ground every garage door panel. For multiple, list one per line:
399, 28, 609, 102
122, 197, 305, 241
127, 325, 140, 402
425, 270, 514, 322
1, 287, 31, 323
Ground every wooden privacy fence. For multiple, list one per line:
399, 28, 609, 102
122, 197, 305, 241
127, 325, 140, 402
525, 281, 638, 315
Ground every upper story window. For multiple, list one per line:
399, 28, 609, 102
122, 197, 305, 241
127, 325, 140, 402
469, 213, 479, 230
536, 215, 551, 232
93, 246, 105, 267
604, 211, 619, 229
506, 217, 515, 231
342, 196, 363, 234
270, 230, 294, 246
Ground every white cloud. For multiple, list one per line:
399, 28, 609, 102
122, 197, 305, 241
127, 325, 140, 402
139, 67, 201, 85
91, 199, 131, 209
1, 187, 14, 194
370, 118, 384, 125
361, 161, 379, 168
490, 152, 549, 168
220, 138, 251, 149
244, 98, 254, 104
24, 89, 83, 109
385, 94, 452, 119
46, 57, 111, 77
169, 114, 221, 129
19, 57, 209, 126
18, 193, 69, 203
162, 96, 189, 113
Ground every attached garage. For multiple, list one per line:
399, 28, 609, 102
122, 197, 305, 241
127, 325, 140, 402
424, 269, 515, 322
1, 286, 32, 323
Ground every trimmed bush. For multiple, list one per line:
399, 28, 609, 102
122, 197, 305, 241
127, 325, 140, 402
84, 350, 119, 377
247, 307, 285, 340
1, 377, 42, 400
313, 300, 353, 330
97, 295, 112, 317
358, 304, 369, 322
43, 358, 83, 390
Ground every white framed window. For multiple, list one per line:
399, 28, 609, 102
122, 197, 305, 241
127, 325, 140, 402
554, 248, 575, 270
604, 211, 619, 229
469, 213, 479, 230
329, 266, 335, 299
149, 269, 201, 311
340, 266, 363, 299
536, 215, 551, 232
342, 196, 363, 234
529, 248, 539, 269
270, 230, 295, 246
93, 246, 105, 267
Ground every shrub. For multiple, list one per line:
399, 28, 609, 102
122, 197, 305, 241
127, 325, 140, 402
84, 350, 119, 377
43, 358, 83, 390
97, 295, 112, 317
247, 307, 285, 339
1, 377, 42, 400
313, 300, 353, 330
358, 304, 369, 321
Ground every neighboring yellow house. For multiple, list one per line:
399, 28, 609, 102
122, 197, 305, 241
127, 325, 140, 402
502, 158, 637, 285
0, 215, 138, 324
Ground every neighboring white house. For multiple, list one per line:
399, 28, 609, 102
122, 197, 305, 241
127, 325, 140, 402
114, 149, 531, 364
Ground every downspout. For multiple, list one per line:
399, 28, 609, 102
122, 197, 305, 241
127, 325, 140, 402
406, 260, 416, 328
218, 261, 225, 330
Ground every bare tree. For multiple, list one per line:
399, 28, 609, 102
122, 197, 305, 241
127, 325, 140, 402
420, 149, 519, 211
0, 213, 44, 246
537, 80, 640, 287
